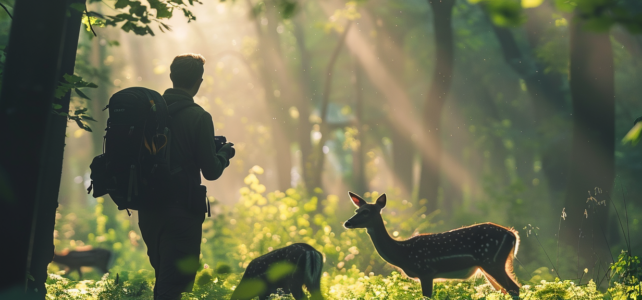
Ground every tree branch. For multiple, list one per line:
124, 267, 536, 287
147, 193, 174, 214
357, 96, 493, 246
320, 21, 353, 123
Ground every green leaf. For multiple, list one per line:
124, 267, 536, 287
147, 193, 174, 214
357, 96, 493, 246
622, 121, 642, 146
63, 73, 82, 83
81, 115, 97, 122
52, 103, 63, 110
74, 108, 89, 115
114, 0, 131, 9
74, 119, 93, 132
70, 3, 85, 12
74, 88, 91, 100
149, 0, 173, 19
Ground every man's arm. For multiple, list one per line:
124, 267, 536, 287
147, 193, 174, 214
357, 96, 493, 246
195, 112, 231, 180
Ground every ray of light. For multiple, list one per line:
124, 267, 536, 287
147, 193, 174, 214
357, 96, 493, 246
318, 0, 480, 196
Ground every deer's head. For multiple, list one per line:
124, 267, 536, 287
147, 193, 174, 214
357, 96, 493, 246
343, 192, 386, 229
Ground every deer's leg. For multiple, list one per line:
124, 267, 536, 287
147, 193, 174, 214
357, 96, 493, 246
289, 285, 304, 300
419, 277, 434, 298
481, 267, 519, 297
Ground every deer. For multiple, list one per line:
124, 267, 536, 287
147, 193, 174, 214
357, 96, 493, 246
343, 192, 520, 298
51, 246, 113, 279
230, 243, 324, 300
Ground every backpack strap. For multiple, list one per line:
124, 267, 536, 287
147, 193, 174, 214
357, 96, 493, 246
168, 101, 199, 116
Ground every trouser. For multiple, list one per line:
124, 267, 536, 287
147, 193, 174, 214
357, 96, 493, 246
138, 207, 205, 300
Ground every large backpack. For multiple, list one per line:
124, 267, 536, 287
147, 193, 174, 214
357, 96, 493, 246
88, 87, 198, 212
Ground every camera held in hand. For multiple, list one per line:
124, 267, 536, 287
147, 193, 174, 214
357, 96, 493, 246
214, 136, 227, 152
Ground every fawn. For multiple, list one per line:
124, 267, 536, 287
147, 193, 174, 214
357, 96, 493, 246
343, 192, 520, 298
51, 247, 113, 279
230, 243, 324, 300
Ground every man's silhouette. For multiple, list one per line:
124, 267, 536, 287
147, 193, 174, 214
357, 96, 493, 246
137, 53, 235, 300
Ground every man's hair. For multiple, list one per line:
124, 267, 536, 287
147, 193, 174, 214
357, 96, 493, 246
170, 53, 206, 89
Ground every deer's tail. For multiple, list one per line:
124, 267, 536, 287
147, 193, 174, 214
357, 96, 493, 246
304, 249, 323, 291
508, 227, 520, 258
505, 227, 521, 288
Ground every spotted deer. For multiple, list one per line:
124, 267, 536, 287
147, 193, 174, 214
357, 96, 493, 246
343, 192, 520, 298
230, 243, 324, 300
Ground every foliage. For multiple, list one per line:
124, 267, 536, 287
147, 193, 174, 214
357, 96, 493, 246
554, 0, 642, 32
622, 118, 642, 147
471, 0, 525, 27
47, 268, 642, 299
48, 168, 642, 299
199, 167, 437, 276
81, 0, 203, 36
52, 74, 98, 132
610, 251, 642, 290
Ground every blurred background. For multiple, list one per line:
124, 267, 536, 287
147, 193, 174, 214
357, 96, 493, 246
2, 0, 641, 292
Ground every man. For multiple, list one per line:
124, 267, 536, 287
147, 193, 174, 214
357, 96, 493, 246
138, 53, 235, 299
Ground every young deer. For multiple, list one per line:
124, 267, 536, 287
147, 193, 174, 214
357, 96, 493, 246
52, 247, 113, 279
343, 192, 520, 298
230, 243, 324, 300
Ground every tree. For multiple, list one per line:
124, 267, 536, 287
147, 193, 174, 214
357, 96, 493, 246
561, 13, 615, 273
0, 1, 201, 297
417, 0, 455, 213
557, 0, 642, 274
483, 3, 572, 196
0, 0, 67, 296
25, 1, 85, 297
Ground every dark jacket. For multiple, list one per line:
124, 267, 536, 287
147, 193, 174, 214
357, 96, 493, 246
163, 88, 230, 204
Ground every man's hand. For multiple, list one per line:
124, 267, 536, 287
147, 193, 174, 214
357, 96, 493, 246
219, 142, 236, 159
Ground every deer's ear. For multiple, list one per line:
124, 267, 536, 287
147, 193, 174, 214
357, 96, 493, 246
349, 192, 367, 207
375, 194, 387, 208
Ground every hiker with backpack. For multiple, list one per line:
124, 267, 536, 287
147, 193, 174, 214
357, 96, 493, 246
89, 53, 235, 299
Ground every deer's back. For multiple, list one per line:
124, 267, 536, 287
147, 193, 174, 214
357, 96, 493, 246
244, 243, 314, 277
397, 223, 518, 276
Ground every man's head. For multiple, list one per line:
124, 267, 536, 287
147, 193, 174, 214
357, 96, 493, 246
170, 53, 206, 97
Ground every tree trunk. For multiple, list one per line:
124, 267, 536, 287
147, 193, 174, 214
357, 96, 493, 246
292, 11, 316, 194
561, 15, 614, 276
308, 22, 352, 192
249, 0, 292, 192
417, 0, 455, 213
26, 2, 84, 297
352, 56, 367, 194
375, 20, 414, 198
0, 0, 67, 296
485, 7, 571, 195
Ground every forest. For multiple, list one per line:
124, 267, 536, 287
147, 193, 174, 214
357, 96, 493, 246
1, 0, 642, 299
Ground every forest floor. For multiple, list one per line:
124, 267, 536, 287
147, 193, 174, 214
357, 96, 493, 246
45, 269, 640, 300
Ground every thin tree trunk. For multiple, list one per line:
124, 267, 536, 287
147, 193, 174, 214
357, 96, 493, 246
0, 0, 67, 296
417, 0, 455, 213
26, 2, 84, 297
373, 17, 414, 198
248, 0, 292, 191
309, 22, 352, 191
292, 10, 316, 193
561, 15, 614, 275
352, 55, 367, 194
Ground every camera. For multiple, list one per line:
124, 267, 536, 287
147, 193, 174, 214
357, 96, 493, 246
214, 136, 227, 152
